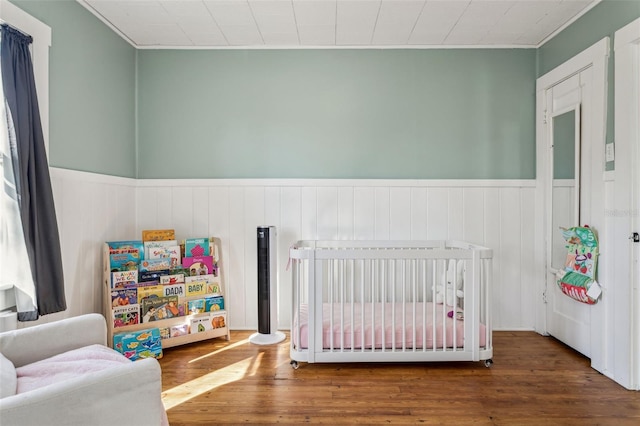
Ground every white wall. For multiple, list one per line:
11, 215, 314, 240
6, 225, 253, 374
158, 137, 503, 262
46, 168, 539, 331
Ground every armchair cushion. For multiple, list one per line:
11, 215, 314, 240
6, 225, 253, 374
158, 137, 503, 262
16, 344, 130, 394
0, 352, 17, 397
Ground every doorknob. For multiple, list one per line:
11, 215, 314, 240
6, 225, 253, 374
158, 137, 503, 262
631, 232, 639, 243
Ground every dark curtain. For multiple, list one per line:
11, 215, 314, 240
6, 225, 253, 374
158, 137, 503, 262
1, 24, 65, 319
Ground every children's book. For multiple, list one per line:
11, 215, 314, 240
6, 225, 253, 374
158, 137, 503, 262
160, 274, 185, 285
189, 314, 213, 334
210, 312, 226, 329
185, 279, 208, 297
137, 285, 164, 301
110, 288, 138, 307
147, 245, 181, 268
182, 256, 215, 277
204, 295, 224, 312
113, 328, 162, 360
187, 298, 205, 315
163, 283, 186, 299
159, 327, 170, 340
142, 229, 175, 242
107, 240, 144, 257
141, 296, 181, 322
112, 304, 139, 328
109, 251, 141, 272
140, 258, 172, 272
139, 270, 170, 282
170, 323, 188, 337
111, 270, 138, 289
185, 238, 210, 257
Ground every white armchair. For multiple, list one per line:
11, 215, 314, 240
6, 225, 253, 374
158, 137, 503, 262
0, 313, 168, 425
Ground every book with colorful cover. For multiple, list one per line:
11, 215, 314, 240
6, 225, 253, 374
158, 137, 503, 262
170, 323, 188, 337
139, 258, 172, 272
185, 279, 208, 297
141, 295, 181, 322
137, 285, 164, 301
211, 311, 226, 329
147, 245, 181, 269
187, 298, 205, 315
139, 270, 170, 282
142, 229, 175, 242
109, 251, 141, 272
163, 283, 186, 299
110, 288, 138, 307
185, 274, 221, 295
182, 256, 215, 277
160, 274, 185, 285
113, 328, 162, 360
204, 295, 224, 312
189, 314, 213, 334
107, 240, 144, 257
112, 303, 139, 328
144, 240, 179, 258
185, 238, 210, 257
159, 327, 170, 340
111, 270, 138, 289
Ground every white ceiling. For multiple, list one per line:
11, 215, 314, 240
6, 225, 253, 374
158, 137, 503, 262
79, 0, 600, 49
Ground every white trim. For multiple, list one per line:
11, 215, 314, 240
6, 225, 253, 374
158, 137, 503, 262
0, 0, 51, 157
613, 16, 640, 390
603, 170, 615, 182
50, 167, 538, 189
536, 38, 609, 91
536, 0, 602, 49
614, 17, 640, 50
134, 44, 537, 51
135, 177, 536, 188
50, 167, 137, 187
75, 0, 136, 48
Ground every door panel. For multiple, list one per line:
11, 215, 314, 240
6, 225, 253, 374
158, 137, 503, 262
545, 70, 592, 357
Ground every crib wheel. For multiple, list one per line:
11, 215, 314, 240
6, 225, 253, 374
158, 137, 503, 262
484, 359, 493, 368
290, 360, 299, 370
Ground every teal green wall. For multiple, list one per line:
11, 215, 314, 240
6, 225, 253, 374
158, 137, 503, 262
537, 0, 640, 172
12, 0, 137, 178
15, 1, 638, 180
138, 49, 536, 179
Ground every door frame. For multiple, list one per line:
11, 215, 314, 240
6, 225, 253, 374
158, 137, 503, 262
613, 17, 640, 390
534, 38, 609, 368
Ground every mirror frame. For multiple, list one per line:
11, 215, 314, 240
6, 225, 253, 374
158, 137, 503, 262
548, 103, 581, 273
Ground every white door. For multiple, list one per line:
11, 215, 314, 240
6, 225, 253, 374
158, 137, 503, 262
536, 38, 608, 360
544, 72, 592, 357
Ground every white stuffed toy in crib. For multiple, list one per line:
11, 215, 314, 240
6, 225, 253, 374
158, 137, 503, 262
435, 260, 464, 306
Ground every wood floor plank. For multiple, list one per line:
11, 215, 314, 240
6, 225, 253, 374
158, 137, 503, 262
159, 331, 640, 425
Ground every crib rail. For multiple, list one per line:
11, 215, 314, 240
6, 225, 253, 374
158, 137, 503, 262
290, 240, 493, 365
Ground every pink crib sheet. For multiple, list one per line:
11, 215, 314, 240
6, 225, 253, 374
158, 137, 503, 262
293, 302, 486, 350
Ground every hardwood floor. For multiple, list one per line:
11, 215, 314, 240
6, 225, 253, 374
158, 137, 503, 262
159, 331, 640, 425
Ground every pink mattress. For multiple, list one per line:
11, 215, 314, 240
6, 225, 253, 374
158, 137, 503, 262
292, 302, 486, 350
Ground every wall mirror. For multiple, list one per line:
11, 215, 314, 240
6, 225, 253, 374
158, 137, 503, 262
550, 105, 581, 271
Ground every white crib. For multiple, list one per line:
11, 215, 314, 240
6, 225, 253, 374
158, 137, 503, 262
289, 240, 493, 367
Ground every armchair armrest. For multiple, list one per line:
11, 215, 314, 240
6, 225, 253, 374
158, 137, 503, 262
0, 314, 107, 367
0, 357, 167, 426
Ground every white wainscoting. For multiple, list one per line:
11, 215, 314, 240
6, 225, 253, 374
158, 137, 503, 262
40, 168, 138, 327
136, 178, 538, 331
46, 169, 539, 331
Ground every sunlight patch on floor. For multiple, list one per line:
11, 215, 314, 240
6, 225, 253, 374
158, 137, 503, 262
187, 338, 250, 364
162, 353, 262, 410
